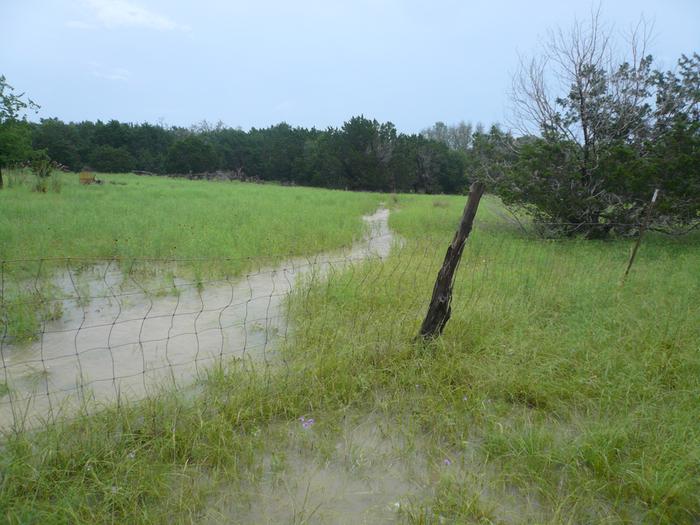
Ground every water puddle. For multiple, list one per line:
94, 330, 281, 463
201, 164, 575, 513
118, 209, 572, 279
0, 209, 394, 429
202, 415, 431, 524
201, 414, 544, 524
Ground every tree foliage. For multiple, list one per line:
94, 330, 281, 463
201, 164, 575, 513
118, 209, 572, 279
165, 136, 219, 174
10, 116, 469, 194
0, 74, 39, 122
89, 145, 135, 173
499, 12, 699, 237
0, 74, 40, 188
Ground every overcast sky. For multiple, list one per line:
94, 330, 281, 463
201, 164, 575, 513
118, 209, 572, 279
2, 0, 698, 132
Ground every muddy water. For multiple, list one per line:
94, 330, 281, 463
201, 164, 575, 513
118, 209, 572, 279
0, 209, 394, 429
203, 416, 431, 525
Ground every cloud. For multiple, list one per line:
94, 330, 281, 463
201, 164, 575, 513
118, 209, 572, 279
82, 0, 189, 31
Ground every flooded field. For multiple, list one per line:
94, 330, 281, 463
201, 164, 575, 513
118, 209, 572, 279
203, 415, 431, 524
0, 209, 394, 429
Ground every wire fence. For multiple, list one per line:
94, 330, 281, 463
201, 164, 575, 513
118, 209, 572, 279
0, 212, 400, 431
0, 208, 668, 432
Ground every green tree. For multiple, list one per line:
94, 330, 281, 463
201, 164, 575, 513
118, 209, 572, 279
0, 121, 35, 166
387, 134, 468, 194
249, 123, 309, 182
338, 116, 396, 191
32, 118, 82, 170
504, 11, 699, 237
300, 131, 344, 188
89, 145, 135, 172
0, 74, 39, 188
165, 136, 218, 174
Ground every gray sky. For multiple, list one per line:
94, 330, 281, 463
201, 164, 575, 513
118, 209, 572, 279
2, 0, 698, 132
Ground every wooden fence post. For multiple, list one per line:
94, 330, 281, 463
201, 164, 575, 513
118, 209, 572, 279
419, 181, 485, 340
622, 188, 660, 284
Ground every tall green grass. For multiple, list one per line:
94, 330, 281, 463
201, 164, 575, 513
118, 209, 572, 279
0, 171, 383, 273
1, 182, 698, 523
0, 171, 383, 341
384, 193, 700, 522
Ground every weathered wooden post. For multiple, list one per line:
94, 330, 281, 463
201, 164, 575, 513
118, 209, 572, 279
622, 188, 660, 283
419, 181, 485, 340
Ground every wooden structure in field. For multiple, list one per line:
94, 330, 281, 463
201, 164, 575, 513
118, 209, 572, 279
79, 171, 96, 185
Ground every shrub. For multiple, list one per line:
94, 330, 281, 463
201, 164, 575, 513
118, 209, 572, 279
49, 172, 62, 193
30, 158, 52, 192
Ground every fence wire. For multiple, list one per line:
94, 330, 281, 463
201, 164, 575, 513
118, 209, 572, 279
0, 211, 656, 432
0, 217, 405, 431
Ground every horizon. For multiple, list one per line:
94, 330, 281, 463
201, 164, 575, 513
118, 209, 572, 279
2, 0, 699, 133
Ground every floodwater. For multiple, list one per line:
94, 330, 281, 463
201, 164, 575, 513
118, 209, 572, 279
203, 415, 432, 525
0, 209, 394, 429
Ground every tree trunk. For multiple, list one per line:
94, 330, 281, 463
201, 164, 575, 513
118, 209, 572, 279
0, 166, 4, 190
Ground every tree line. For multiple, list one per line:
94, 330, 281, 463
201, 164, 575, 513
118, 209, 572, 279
0, 113, 485, 194
1, 11, 698, 238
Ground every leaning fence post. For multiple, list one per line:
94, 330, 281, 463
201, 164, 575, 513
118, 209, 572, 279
419, 181, 485, 340
622, 188, 660, 284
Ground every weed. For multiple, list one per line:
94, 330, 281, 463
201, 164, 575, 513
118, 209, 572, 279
0, 171, 383, 278
31, 175, 48, 193
49, 173, 63, 193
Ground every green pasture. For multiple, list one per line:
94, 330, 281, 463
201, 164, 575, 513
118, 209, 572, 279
1, 174, 698, 524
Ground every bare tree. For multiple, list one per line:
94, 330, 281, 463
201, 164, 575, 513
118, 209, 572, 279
512, 8, 653, 177
422, 121, 475, 152
503, 8, 667, 237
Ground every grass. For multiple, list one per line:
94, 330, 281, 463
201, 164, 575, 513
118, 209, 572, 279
0, 170, 382, 341
386, 193, 700, 522
0, 170, 383, 273
1, 178, 699, 523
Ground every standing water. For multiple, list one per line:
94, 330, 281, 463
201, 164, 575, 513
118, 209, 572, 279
0, 208, 394, 429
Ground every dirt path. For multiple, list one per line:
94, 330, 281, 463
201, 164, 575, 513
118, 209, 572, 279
0, 208, 394, 429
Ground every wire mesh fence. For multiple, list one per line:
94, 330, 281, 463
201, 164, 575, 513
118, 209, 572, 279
0, 210, 403, 431
0, 206, 662, 433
